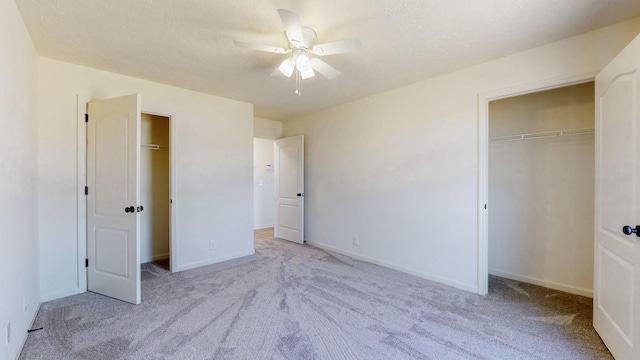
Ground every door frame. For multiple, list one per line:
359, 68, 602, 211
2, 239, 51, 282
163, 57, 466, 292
76, 96, 177, 293
476, 72, 597, 295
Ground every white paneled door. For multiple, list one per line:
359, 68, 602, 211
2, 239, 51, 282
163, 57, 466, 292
594, 34, 640, 359
87, 94, 142, 305
274, 135, 304, 244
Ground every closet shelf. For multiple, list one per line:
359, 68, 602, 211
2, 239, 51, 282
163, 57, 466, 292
490, 127, 594, 143
141, 143, 168, 150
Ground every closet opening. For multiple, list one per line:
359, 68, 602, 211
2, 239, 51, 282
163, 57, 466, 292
486, 82, 595, 297
141, 113, 172, 271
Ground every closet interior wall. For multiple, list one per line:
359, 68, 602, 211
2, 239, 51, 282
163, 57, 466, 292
488, 82, 595, 296
141, 113, 170, 263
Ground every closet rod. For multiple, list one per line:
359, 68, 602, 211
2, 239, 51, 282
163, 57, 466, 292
490, 127, 594, 143
141, 143, 168, 150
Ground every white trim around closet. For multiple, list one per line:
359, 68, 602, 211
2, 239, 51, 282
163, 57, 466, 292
476, 72, 597, 296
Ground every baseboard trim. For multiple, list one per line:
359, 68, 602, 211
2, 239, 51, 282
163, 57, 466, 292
489, 268, 593, 298
152, 253, 169, 261
40, 288, 83, 303
140, 253, 169, 263
173, 249, 256, 273
254, 224, 274, 230
306, 241, 478, 294
14, 302, 41, 360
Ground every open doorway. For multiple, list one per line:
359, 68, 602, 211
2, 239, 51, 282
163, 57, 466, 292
477, 74, 598, 295
253, 135, 305, 243
140, 113, 171, 271
486, 82, 595, 297
81, 94, 175, 304
253, 138, 275, 240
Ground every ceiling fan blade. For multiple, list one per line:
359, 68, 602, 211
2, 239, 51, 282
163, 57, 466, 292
312, 38, 361, 56
310, 58, 341, 79
277, 57, 296, 77
271, 68, 285, 77
234, 40, 289, 54
278, 9, 305, 46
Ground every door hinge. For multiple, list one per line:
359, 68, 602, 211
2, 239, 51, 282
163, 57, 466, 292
85, 113, 88, 123
84, 186, 88, 195
85, 259, 88, 268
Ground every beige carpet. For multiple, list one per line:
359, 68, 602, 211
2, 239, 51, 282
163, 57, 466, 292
20, 237, 610, 359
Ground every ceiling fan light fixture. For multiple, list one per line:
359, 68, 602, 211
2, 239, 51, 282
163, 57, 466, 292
296, 53, 309, 68
294, 53, 314, 79
278, 57, 296, 77
299, 65, 315, 80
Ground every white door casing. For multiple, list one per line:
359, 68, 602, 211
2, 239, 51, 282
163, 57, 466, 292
87, 94, 142, 305
477, 73, 596, 296
594, 34, 640, 359
274, 135, 304, 244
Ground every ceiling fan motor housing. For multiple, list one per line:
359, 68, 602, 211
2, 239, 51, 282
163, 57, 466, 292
290, 26, 317, 50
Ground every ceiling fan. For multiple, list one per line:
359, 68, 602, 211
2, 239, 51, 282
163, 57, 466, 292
234, 9, 361, 93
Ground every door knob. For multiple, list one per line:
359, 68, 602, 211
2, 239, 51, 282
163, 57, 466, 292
297, 193, 304, 197
622, 225, 640, 237
124, 206, 135, 213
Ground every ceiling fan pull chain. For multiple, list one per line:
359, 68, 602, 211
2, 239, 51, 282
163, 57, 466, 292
295, 70, 301, 96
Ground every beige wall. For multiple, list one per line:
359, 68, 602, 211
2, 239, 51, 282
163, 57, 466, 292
283, 19, 640, 293
254, 117, 283, 139
37, 58, 255, 301
0, 1, 40, 359
488, 82, 595, 296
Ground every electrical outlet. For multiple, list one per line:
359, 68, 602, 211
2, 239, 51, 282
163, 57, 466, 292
209, 241, 216, 250
353, 236, 359, 246
6, 322, 10, 345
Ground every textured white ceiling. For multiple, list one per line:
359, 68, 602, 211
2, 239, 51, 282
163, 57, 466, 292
15, 0, 640, 120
